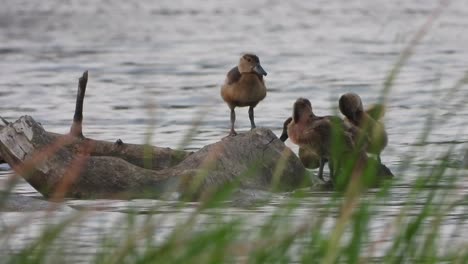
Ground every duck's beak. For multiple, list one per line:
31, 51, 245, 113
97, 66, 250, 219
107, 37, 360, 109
253, 64, 267, 76
279, 117, 292, 142
279, 130, 288, 142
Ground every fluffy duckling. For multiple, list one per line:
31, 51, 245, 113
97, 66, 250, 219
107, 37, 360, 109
286, 98, 360, 182
221, 54, 267, 136
339, 93, 388, 162
280, 117, 321, 169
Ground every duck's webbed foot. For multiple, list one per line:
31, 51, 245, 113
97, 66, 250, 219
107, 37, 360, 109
228, 129, 238, 136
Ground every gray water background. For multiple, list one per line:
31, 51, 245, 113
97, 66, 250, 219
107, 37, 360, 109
0, 0, 467, 262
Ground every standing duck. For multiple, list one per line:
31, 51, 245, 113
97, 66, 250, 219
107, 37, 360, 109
286, 98, 365, 183
339, 93, 388, 162
221, 54, 267, 136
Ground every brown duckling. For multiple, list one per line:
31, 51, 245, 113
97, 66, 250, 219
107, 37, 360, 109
280, 117, 321, 169
339, 93, 388, 162
221, 54, 267, 136
286, 98, 362, 182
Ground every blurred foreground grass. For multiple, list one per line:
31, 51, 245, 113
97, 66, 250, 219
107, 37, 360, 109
0, 132, 466, 263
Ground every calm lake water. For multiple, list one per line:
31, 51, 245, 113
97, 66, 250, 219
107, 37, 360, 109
0, 0, 467, 262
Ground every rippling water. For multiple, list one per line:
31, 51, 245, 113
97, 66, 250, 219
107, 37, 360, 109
1, 0, 467, 261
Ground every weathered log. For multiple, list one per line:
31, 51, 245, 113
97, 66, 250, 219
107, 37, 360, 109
0, 116, 308, 200
0, 122, 190, 170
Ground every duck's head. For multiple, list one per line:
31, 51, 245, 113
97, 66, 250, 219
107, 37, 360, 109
339, 92, 363, 121
293, 98, 313, 123
238, 54, 267, 76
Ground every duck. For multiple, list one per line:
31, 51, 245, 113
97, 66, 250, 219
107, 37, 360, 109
221, 54, 267, 136
280, 117, 321, 169
339, 93, 388, 162
286, 98, 365, 183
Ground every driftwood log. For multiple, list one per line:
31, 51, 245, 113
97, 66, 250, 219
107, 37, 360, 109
0, 71, 308, 200
0, 116, 307, 200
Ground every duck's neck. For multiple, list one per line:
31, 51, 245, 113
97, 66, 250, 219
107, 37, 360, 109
351, 110, 364, 125
293, 108, 302, 124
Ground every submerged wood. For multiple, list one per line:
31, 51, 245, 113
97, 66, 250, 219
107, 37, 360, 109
0, 116, 307, 199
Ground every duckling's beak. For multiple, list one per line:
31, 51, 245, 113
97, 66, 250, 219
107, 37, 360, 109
279, 130, 288, 142
253, 64, 267, 76
279, 117, 292, 142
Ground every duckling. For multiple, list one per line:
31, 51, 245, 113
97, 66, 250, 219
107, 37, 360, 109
280, 117, 321, 169
339, 93, 388, 162
221, 54, 267, 136
286, 98, 361, 182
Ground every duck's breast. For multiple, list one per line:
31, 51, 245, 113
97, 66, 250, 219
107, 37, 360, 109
221, 74, 266, 107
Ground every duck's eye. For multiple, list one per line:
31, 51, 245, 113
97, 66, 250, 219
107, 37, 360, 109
246, 58, 251, 62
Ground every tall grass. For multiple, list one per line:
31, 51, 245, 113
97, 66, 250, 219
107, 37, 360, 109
1, 1, 467, 263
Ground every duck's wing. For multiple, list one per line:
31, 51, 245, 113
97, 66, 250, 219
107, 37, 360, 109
344, 118, 373, 152
298, 127, 323, 150
299, 117, 331, 145
314, 116, 345, 134
225, 66, 241, 85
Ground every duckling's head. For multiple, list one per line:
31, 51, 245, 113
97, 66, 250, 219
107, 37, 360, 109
293, 98, 313, 123
339, 92, 363, 121
238, 54, 267, 76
